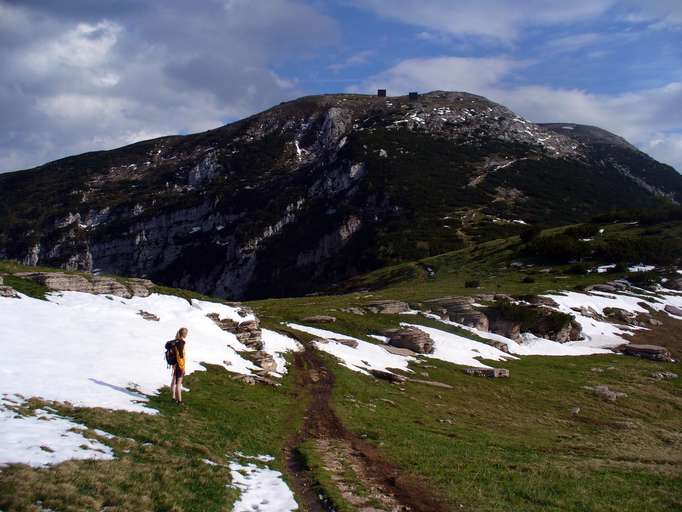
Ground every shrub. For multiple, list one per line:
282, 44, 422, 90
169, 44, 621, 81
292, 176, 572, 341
520, 226, 543, 244
564, 223, 600, 239
567, 263, 589, 275
608, 262, 628, 273
464, 280, 480, 288
526, 234, 589, 263
522, 276, 535, 283
627, 271, 658, 286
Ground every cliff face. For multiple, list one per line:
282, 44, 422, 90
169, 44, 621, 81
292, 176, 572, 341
1, 91, 681, 299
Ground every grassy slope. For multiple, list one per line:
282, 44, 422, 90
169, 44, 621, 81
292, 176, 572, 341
329, 351, 681, 512
1, 217, 681, 511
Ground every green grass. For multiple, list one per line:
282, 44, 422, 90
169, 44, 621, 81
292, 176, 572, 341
0, 362, 306, 512
328, 352, 682, 512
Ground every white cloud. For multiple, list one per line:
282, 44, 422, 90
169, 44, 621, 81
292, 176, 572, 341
0, 0, 338, 171
352, 56, 524, 95
353, 0, 614, 41
544, 32, 602, 53
355, 56, 682, 172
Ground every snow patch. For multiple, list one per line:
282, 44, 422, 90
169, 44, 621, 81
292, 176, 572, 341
286, 323, 412, 375
229, 459, 298, 512
261, 329, 303, 375
0, 396, 114, 467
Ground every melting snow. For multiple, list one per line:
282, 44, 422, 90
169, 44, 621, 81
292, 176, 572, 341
229, 459, 298, 512
401, 324, 511, 368
628, 264, 655, 272
286, 323, 412, 375
261, 330, 303, 375
0, 396, 114, 467
0, 292, 300, 414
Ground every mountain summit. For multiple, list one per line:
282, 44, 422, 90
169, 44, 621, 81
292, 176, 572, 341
1, 91, 681, 298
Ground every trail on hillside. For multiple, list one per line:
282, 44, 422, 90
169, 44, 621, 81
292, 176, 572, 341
284, 344, 449, 512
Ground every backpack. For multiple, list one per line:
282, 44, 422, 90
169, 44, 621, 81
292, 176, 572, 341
164, 340, 177, 367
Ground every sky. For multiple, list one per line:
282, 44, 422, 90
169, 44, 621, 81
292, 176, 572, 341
1, 0, 681, 173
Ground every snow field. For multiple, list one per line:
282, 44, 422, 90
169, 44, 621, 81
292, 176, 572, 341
0, 291, 301, 467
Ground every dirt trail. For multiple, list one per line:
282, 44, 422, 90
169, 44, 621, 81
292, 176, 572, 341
284, 344, 449, 512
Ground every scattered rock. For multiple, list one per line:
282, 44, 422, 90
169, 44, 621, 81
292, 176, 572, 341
0, 277, 19, 298
369, 369, 408, 383
590, 284, 618, 293
664, 305, 682, 316
331, 338, 359, 348
383, 327, 434, 354
206, 313, 263, 350
522, 296, 559, 308
463, 367, 510, 378
382, 345, 417, 357
651, 371, 678, 380
301, 315, 337, 324
615, 343, 674, 362
340, 307, 365, 315
648, 318, 663, 327
231, 374, 256, 385
364, 300, 410, 314
138, 310, 160, 322
570, 406, 581, 416
603, 307, 637, 324
245, 351, 278, 372
586, 384, 627, 402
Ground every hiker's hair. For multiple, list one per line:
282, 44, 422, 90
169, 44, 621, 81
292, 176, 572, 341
176, 327, 188, 340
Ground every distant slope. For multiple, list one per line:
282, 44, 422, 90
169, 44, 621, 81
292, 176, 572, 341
1, 91, 681, 299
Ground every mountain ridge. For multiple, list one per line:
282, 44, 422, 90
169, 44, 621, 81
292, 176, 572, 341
1, 90, 681, 299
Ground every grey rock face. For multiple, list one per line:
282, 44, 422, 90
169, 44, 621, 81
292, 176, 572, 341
13, 272, 152, 298
364, 300, 410, 314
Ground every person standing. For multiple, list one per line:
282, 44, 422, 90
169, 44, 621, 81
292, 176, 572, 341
170, 327, 188, 404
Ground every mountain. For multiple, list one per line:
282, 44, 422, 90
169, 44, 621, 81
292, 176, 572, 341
1, 91, 681, 299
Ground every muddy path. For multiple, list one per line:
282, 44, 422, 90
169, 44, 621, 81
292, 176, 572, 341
284, 343, 449, 512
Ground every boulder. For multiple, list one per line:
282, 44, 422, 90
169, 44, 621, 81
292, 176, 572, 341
384, 327, 434, 354
523, 296, 559, 308
364, 300, 410, 314
0, 276, 19, 298
664, 305, 682, 317
382, 345, 417, 357
331, 338, 359, 348
369, 369, 408, 383
603, 307, 636, 324
463, 367, 510, 378
91, 276, 131, 297
586, 384, 627, 402
665, 278, 682, 291
650, 371, 678, 380
301, 315, 337, 324
616, 344, 674, 362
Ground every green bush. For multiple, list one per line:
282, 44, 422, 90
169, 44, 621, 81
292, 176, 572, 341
464, 280, 480, 288
520, 226, 543, 244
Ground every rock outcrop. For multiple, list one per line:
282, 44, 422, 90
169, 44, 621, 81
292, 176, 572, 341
13, 272, 153, 298
383, 327, 434, 354
0, 276, 19, 298
206, 313, 263, 350
302, 315, 337, 324
364, 300, 410, 314
616, 344, 674, 362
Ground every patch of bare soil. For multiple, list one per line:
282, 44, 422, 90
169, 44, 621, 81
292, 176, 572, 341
284, 344, 449, 512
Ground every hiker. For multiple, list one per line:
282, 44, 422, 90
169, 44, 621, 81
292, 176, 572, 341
168, 327, 188, 404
